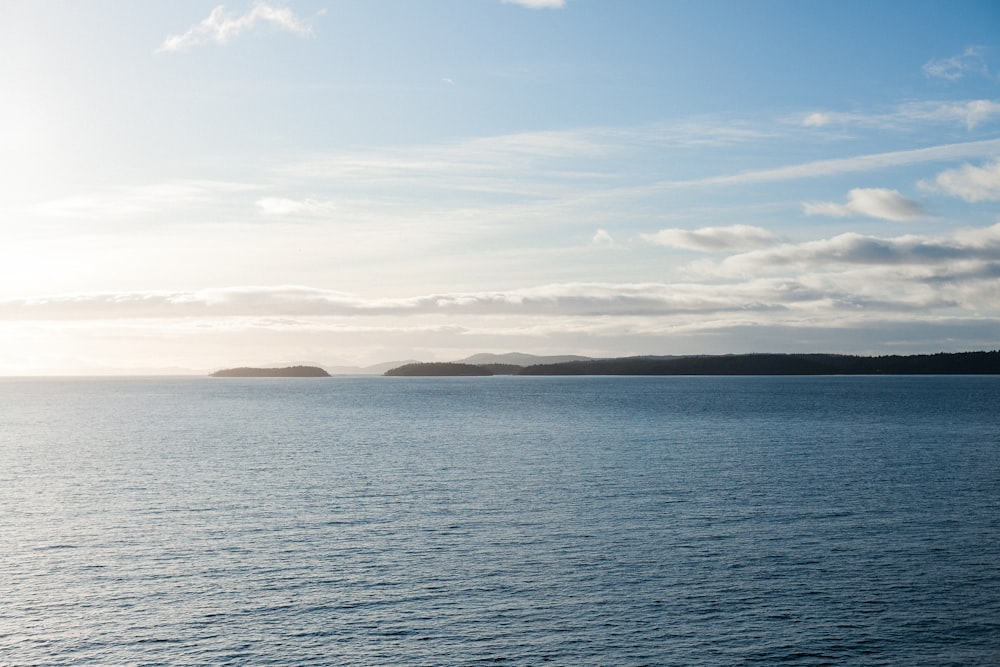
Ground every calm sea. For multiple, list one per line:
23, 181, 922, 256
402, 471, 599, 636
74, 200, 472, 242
0, 375, 997, 666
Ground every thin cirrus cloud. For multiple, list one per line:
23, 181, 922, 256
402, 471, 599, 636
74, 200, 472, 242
32, 181, 257, 219
658, 138, 1000, 189
923, 160, 1000, 202
800, 100, 1000, 131
803, 188, 924, 222
642, 225, 776, 252
256, 197, 338, 216
158, 3, 318, 53
923, 46, 991, 81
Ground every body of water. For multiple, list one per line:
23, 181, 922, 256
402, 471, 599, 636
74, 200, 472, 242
1, 375, 998, 665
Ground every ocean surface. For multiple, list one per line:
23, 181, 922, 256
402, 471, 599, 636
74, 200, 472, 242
1, 375, 998, 666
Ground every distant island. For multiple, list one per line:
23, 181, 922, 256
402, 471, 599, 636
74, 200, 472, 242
384, 362, 492, 377
210, 366, 330, 377
384, 351, 1000, 376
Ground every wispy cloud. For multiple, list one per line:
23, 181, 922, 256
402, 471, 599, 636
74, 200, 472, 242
642, 225, 776, 252
503, 0, 567, 8
274, 128, 614, 200
275, 121, 777, 195
923, 46, 992, 81
158, 2, 318, 53
798, 100, 1000, 131
661, 138, 1000, 188
276, 124, 1000, 205
32, 181, 257, 219
256, 197, 338, 216
803, 188, 924, 222
922, 160, 1000, 202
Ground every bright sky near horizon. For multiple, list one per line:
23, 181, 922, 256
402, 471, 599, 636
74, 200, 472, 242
1, 0, 999, 374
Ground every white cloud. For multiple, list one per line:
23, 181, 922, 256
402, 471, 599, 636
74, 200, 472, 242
591, 229, 614, 246
802, 112, 832, 127
923, 46, 991, 81
803, 188, 924, 222
503, 0, 567, 8
956, 100, 1000, 130
158, 3, 317, 53
642, 225, 775, 251
885, 100, 1000, 131
925, 160, 1000, 202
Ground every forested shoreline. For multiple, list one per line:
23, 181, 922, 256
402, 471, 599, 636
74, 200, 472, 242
385, 351, 1000, 376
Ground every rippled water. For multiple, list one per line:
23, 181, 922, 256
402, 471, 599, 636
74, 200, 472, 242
1, 375, 998, 665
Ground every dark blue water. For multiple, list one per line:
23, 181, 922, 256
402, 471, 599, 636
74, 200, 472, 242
1, 375, 998, 665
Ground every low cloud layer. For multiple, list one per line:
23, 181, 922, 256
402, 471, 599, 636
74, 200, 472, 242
799, 100, 1000, 131
803, 188, 924, 222
5, 223, 998, 325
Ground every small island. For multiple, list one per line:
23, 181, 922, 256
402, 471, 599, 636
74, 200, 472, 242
210, 366, 330, 378
384, 362, 492, 377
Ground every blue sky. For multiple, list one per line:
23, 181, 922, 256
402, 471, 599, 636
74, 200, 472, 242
1, 0, 999, 373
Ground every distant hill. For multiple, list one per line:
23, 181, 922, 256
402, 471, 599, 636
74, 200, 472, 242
326, 360, 421, 375
382, 351, 1000, 377
384, 362, 493, 377
210, 366, 331, 378
457, 352, 592, 366
518, 351, 1000, 375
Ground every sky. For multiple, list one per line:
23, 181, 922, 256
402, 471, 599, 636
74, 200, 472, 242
1, 0, 999, 374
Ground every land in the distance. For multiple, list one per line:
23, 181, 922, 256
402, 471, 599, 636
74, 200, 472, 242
210, 366, 330, 377
384, 351, 1000, 376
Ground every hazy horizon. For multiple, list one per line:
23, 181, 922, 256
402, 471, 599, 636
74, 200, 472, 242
3, 1, 999, 375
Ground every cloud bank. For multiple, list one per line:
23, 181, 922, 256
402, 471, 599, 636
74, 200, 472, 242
721, 222, 1000, 272
5, 222, 998, 372
5, 223, 998, 323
